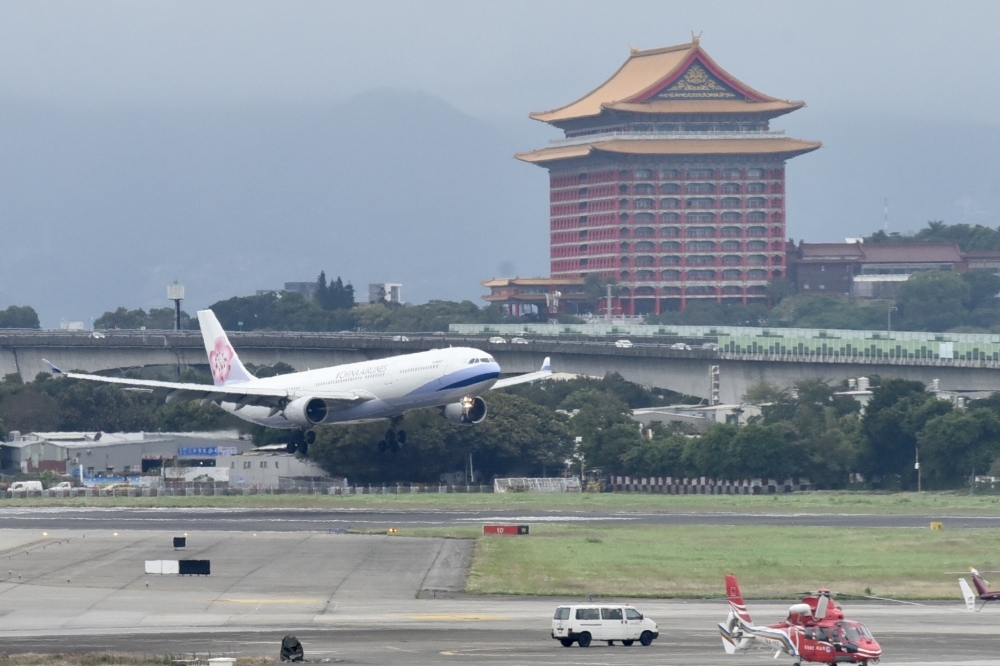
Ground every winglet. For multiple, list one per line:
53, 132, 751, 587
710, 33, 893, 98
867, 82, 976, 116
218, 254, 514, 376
42, 359, 62, 374
541, 357, 551, 372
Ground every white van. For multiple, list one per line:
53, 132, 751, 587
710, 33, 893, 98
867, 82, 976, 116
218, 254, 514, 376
552, 604, 658, 647
9, 481, 42, 492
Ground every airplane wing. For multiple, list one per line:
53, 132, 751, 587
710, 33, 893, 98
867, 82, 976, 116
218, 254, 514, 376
959, 578, 976, 611
491, 357, 552, 389
43, 360, 366, 408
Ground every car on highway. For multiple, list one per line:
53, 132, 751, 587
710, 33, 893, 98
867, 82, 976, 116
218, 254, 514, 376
669, 342, 691, 350
552, 604, 658, 647
488, 336, 507, 344
391, 335, 410, 342
511, 337, 530, 344
701, 342, 719, 351
614, 339, 634, 348
9, 481, 43, 492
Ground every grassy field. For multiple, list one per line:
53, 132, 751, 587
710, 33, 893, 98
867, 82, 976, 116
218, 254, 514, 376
4, 490, 1000, 514
463, 523, 999, 599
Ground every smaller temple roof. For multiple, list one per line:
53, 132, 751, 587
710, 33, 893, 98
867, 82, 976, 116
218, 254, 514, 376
515, 137, 821, 165
530, 37, 804, 124
482, 277, 585, 288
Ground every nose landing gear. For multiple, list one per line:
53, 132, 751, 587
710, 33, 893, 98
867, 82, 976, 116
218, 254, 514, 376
286, 429, 316, 455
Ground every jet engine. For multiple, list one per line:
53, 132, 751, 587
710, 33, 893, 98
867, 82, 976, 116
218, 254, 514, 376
282, 396, 329, 427
441, 396, 487, 425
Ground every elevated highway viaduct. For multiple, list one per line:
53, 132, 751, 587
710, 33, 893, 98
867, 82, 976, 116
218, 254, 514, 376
3, 330, 999, 403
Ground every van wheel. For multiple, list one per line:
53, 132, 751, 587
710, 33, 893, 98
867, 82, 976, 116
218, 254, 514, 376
639, 631, 653, 646
622, 640, 634, 646
607, 641, 614, 646
559, 639, 573, 647
577, 632, 591, 648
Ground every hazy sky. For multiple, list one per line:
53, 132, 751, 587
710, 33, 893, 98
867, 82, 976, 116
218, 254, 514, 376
2, 1, 999, 124
3, 1, 1000, 326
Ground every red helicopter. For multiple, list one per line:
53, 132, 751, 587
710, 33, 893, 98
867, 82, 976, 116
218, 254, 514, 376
718, 574, 882, 665
958, 568, 1000, 611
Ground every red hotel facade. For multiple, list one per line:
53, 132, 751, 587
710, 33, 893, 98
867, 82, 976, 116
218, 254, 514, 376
516, 37, 820, 314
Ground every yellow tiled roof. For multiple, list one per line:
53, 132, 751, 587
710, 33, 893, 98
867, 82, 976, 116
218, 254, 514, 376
515, 138, 822, 164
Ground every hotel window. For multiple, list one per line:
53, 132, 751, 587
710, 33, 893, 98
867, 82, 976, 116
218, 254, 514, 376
620, 227, 630, 237
660, 168, 680, 179
620, 257, 630, 266
619, 198, 629, 208
747, 254, 768, 265
747, 240, 768, 251
634, 212, 655, 222
660, 198, 680, 208
634, 270, 655, 280
747, 197, 766, 207
721, 168, 742, 178
619, 170, 630, 179
687, 182, 715, 194
634, 198, 654, 209
661, 269, 681, 280
620, 213, 630, 222
660, 241, 682, 251
634, 241, 655, 251
773, 269, 783, 277
721, 197, 741, 208
687, 168, 715, 179
633, 183, 654, 194
722, 255, 742, 265
578, 172, 588, 182
620, 242, 630, 252
687, 226, 715, 238
688, 269, 717, 280
747, 182, 766, 193
634, 227, 655, 237
686, 198, 716, 208
579, 230, 588, 238
634, 256, 655, 267
747, 212, 767, 223
579, 245, 588, 252
687, 255, 716, 266
661, 255, 681, 265
687, 212, 716, 223
748, 226, 767, 236
660, 212, 681, 222
748, 269, 768, 279
659, 183, 680, 194
579, 187, 588, 196
687, 241, 717, 251
579, 215, 587, 225
578, 201, 588, 210
579, 258, 588, 267
721, 212, 741, 222
634, 168, 653, 178
723, 269, 743, 280
619, 184, 629, 194
660, 227, 680, 238
620, 271, 630, 280
721, 240, 742, 250
747, 168, 766, 178
721, 183, 742, 194
773, 255, 784, 264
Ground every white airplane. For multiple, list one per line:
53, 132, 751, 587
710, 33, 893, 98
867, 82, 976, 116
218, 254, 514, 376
45, 309, 551, 453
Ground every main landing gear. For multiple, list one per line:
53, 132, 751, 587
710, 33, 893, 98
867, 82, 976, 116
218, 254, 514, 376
286, 429, 316, 455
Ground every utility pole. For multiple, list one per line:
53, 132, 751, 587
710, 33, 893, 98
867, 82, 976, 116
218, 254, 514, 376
915, 447, 921, 492
888, 305, 897, 334
605, 284, 613, 322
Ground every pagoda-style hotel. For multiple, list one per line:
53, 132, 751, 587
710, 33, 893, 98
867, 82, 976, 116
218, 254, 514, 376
512, 37, 820, 315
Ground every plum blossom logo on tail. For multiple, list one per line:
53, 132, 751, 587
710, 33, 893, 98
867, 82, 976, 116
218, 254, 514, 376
209, 337, 234, 384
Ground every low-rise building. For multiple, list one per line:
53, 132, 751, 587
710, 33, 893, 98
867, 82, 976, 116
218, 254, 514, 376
482, 277, 589, 317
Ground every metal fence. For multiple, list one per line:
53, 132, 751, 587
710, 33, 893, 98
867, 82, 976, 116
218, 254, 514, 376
2, 483, 494, 498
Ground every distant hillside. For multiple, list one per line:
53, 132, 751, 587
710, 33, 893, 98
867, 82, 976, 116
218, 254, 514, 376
0, 90, 549, 327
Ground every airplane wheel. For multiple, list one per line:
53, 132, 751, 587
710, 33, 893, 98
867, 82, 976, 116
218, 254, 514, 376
385, 429, 396, 444
639, 631, 653, 646
377, 440, 388, 454
397, 430, 407, 445
304, 430, 316, 445
299, 441, 308, 457
286, 441, 298, 454
577, 632, 591, 648
390, 439, 400, 453
622, 640, 634, 646
559, 639, 573, 647
607, 641, 614, 646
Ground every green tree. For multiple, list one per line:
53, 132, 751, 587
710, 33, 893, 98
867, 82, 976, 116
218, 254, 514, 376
0, 305, 40, 329
918, 408, 1000, 488
896, 271, 971, 331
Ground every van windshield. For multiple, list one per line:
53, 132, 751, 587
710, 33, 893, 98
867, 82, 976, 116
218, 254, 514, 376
576, 608, 600, 620
625, 608, 642, 620
553, 607, 570, 620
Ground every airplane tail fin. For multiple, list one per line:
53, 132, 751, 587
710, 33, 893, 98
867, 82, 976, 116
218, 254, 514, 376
197, 309, 253, 386
959, 578, 976, 611
719, 574, 754, 654
970, 569, 991, 597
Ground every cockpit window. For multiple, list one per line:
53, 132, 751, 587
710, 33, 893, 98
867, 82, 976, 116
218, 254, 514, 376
837, 622, 866, 641
468, 359, 478, 364
480, 358, 490, 363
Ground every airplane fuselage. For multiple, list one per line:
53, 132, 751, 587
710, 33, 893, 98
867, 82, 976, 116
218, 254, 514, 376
218, 347, 501, 428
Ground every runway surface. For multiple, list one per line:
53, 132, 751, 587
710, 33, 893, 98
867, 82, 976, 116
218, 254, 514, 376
0, 529, 996, 664
2, 506, 999, 531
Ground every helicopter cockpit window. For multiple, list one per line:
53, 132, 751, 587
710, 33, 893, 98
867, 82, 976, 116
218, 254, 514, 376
837, 623, 863, 642
859, 624, 873, 640
816, 627, 831, 642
